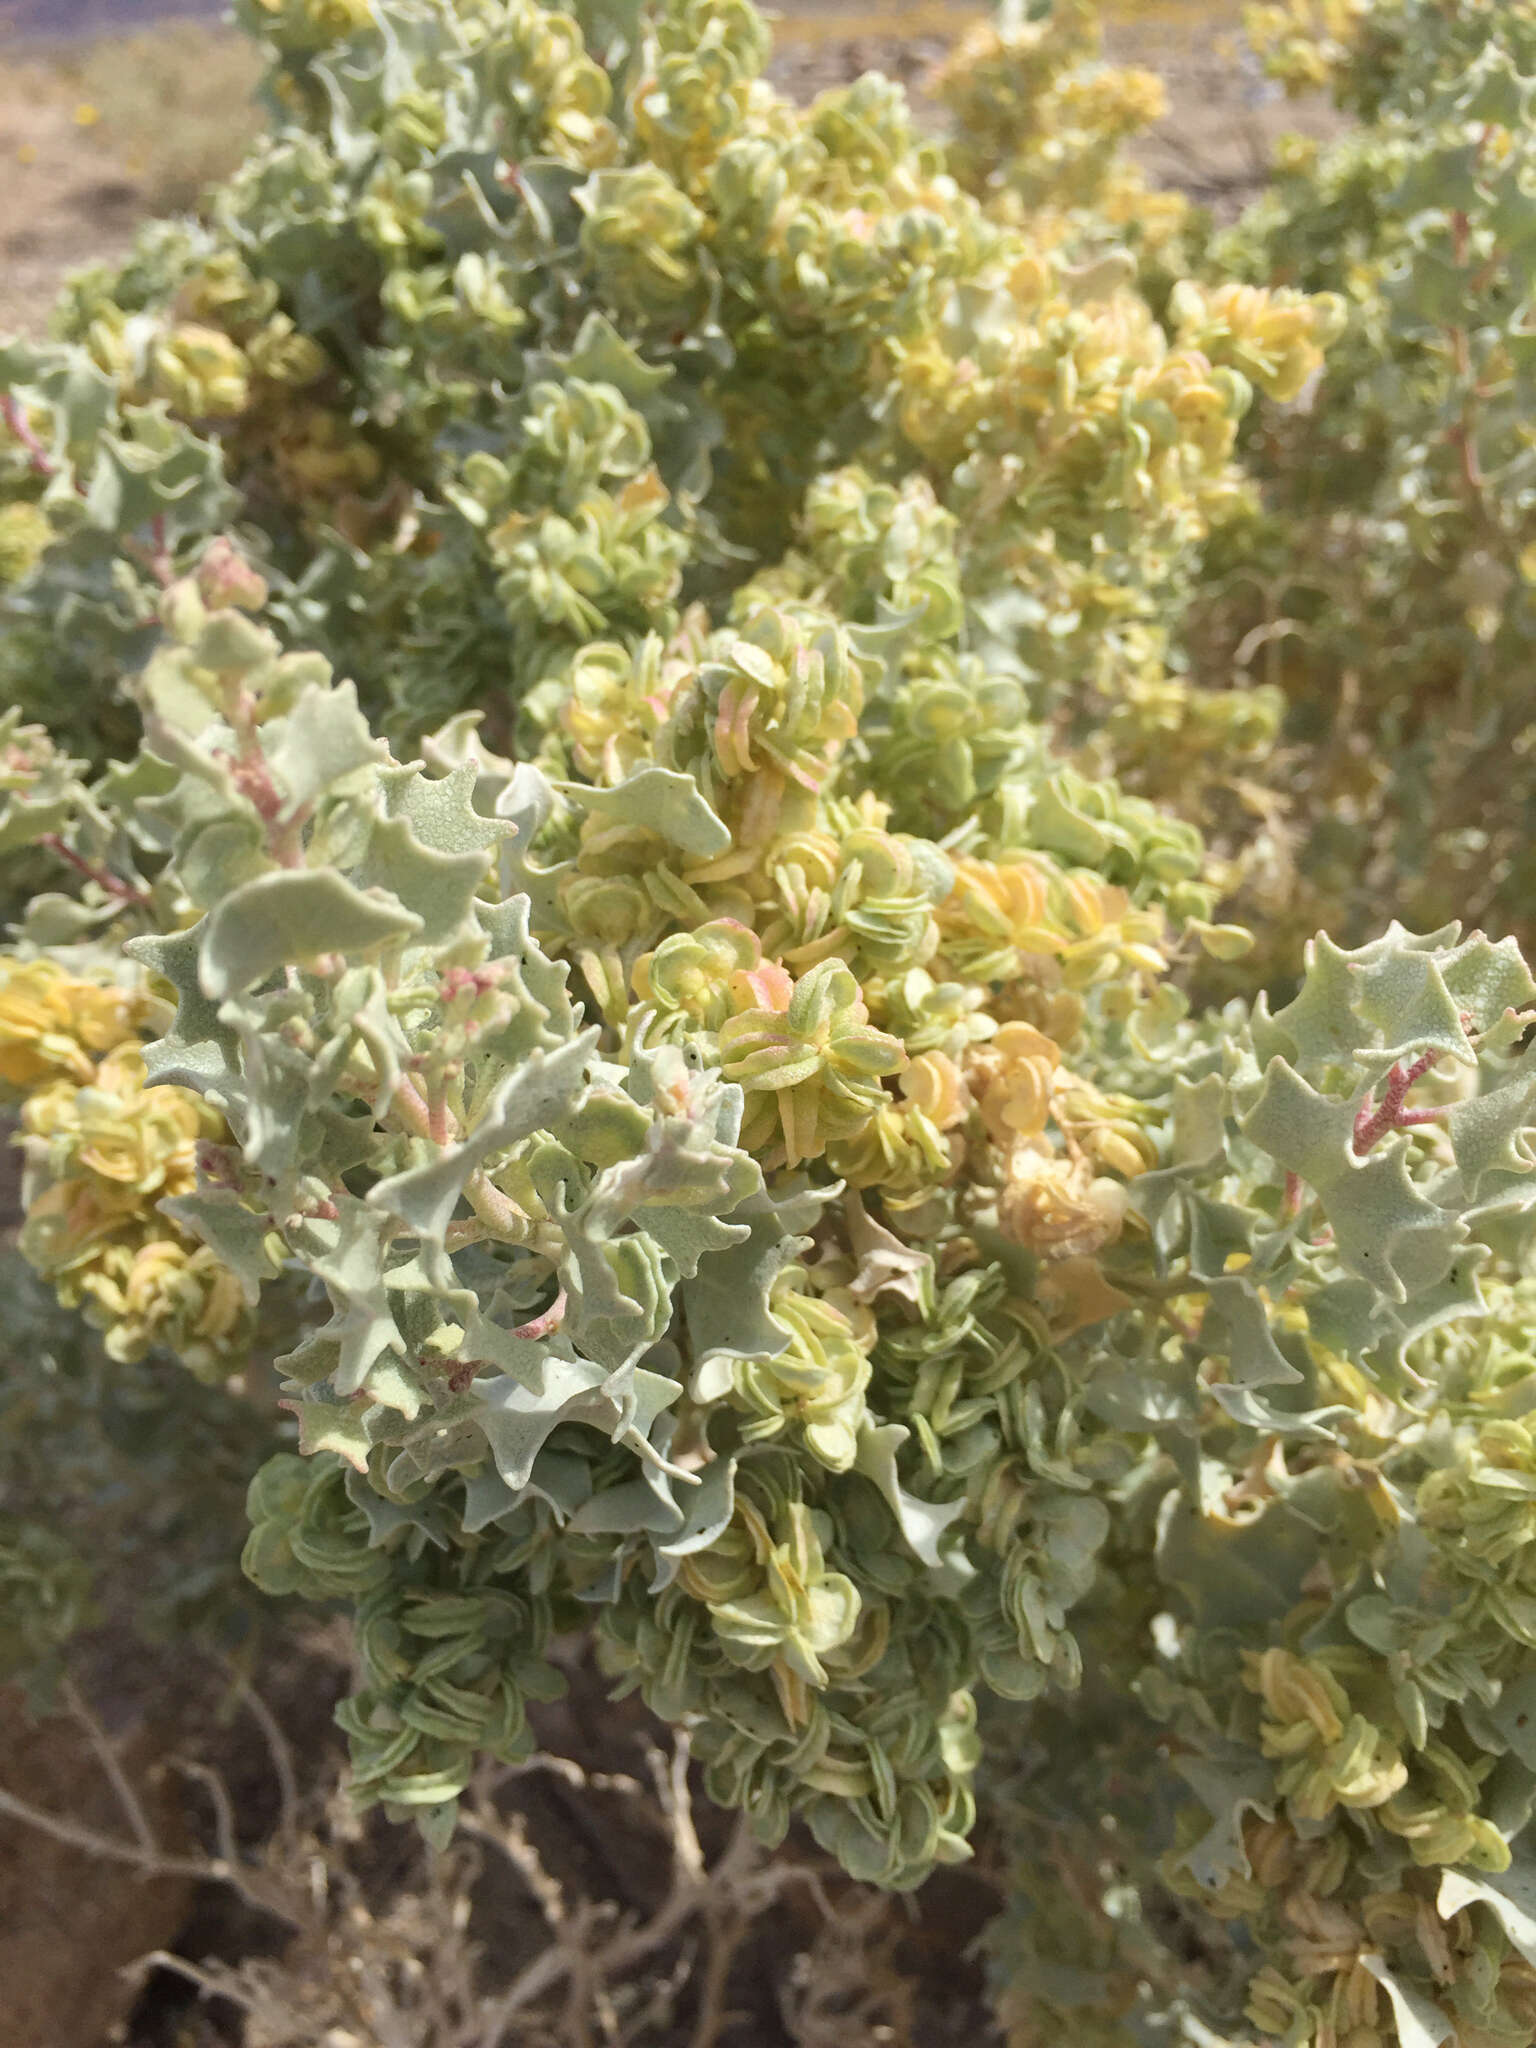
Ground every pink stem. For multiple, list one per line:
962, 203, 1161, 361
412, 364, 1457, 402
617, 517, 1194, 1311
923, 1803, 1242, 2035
442, 1292, 564, 1394
511, 1289, 567, 1342
1, 392, 53, 477
1353, 1050, 1443, 1156
39, 832, 150, 907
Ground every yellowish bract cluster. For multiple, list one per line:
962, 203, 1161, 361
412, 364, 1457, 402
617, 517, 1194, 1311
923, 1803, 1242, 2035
1, 960, 252, 1378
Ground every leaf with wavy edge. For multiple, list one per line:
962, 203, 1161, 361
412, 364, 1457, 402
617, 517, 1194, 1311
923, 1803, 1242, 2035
1166, 1751, 1277, 1890
1240, 1058, 1466, 1302
558, 764, 731, 857
286, 1195, 412, 1404
160, 1187, 277, 1305
367, 1029, 599, 1243
854, 1421, 971, 1584
684, 1180, 831, 1369
1360, 1959, 1453, 2048
200, 869, 421, 1000
472, 1358, 684, 1492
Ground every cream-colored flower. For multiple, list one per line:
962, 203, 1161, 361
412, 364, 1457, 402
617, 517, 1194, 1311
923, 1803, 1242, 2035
0, 962, 146, 1092
83, 1237, 251, 1374
997, 1141, 1129, 1260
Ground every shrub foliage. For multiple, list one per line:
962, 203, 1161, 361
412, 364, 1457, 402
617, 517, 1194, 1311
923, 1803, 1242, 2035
4, 2, 1536, 2043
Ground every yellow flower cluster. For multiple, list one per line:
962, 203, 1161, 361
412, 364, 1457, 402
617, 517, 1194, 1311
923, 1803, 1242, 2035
1, 960, 253, 1380
1166, 1758, 1536, 2048
529, 564, 1181, 1251
634, 0, 770, 194
935, 0, 1157, 206
1103, 665, 1284, 811
81, 294, 327, 431
1244, 0, 1370, 93
62, 247, 368, 534
1169, 280, 1349, 407
0, 501, 52, 587
244, 0, 375, 54
0, 959, 145, 1089
936, 855, 1166, 992
893, 269, 1257, 600
480, 0, 619, 171
1246, 1647, 1409, 1821
718, 956, 906, 1171
1244, 1645, 1509, 1872
264, 405, 388, 534
618, 808, 1161, 1236
140, 324, 252, 421
560, 628, 698, 787
932, 0, 1197, 289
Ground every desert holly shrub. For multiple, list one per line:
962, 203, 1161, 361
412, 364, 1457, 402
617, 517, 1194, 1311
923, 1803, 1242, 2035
1191, 0, 1536, 971
4, 4, 1536, 2046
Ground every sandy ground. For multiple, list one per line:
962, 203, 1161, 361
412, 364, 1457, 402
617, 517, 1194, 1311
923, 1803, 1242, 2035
0, 71, 144, 337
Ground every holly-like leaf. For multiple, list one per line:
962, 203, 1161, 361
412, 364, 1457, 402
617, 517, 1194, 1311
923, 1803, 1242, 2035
559, 765, 731, 858
200, 869, 422, 999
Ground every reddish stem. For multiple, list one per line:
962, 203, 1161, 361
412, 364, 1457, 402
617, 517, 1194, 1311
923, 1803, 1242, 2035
423, 1067, 456, 1146
511, 1289, 567, 1342
391, 1075, 434, 1140
0, 392, 53, 477
212, 739, 307, 868
121, 515, 175, 589
39, 832, 150, 907
441, 1294, 564, 1395
1352, 1049, 1443, 1156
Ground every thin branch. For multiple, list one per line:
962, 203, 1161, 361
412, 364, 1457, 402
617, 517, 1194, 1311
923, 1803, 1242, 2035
482, 1807, 568, 1929
652, 1733, 704, 1883
391, 1073, 435, 1139
120, 527, 175, 590
126, 1950, 255, 2011
560, 1909, 604, 2048
0, 1776, 305, 1929
473, 1827, 759, 2048
62, 1679, 157, 1855
615, 1945, 697, 2048
1233, 616, 1307, 672
1353, 1049, 1444, 1155
492, 1751, 647, 1802
174, 1758, 242, 1870
228, 1671, 301, 1848
688, 1907, 747, 2048
38, 832, 151, 907
466, 1167, 536, 1242
0, 1782, 215, 1884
